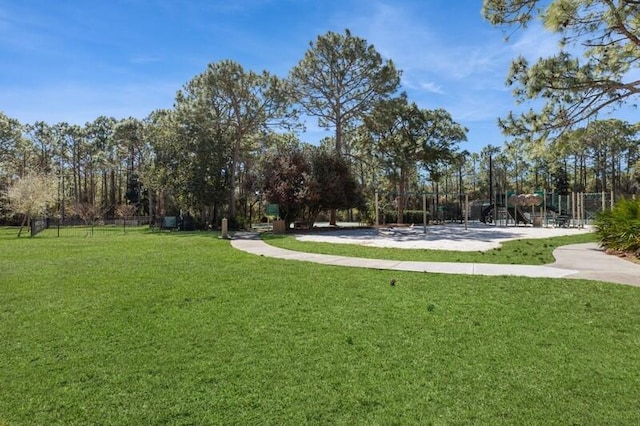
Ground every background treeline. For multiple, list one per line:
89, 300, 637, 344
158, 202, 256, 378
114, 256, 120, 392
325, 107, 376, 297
1, 30, 639, 230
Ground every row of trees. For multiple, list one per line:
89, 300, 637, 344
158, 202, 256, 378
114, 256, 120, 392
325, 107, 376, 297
4, 105, 635, 231
0, 115, 146, 218
4, 0, 640, 230
480, 0, 640, 195
1, 30, 468, 229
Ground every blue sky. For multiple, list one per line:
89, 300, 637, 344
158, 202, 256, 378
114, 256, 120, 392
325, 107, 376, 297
0, 0, 564, 153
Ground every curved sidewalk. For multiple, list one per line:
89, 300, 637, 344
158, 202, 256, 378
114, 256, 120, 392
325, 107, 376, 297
230, 233, 640, 287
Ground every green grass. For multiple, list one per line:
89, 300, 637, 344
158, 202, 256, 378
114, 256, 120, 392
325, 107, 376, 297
1, 227, 639, 424
263, 231, 599, 264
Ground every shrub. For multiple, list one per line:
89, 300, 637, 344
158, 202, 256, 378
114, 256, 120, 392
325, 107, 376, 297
595, 198, 640, 253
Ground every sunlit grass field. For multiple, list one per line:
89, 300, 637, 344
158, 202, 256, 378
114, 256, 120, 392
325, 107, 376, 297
1, 227, 639, 424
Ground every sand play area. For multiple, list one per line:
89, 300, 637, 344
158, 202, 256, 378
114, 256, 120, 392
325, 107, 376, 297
294, 223, 595, 252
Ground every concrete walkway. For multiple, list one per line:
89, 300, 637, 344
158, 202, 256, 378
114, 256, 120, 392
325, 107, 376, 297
230, 233, 640, 287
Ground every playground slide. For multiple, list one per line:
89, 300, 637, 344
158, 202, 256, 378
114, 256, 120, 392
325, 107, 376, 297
508, 207, 530, 225
479, 204, 530, 225
480, 204, 493, 223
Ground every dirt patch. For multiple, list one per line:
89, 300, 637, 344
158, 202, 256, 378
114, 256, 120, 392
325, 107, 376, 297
605, 248, 640, 265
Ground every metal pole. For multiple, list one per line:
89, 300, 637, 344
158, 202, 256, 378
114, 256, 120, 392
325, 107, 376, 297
543, 189, 547, 227
571, 191, 576, 228
422, 192, 427, 234
464, 193, 469, 230
558, 195, 562, 228
611, 190, 614, 209
504, 192, 508, 227
581, 192, 585, 228
375, 190, 379, 228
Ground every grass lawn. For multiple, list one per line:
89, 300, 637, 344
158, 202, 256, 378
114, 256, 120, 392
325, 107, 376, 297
1, 227, 639, 424
263, 231, 599, 264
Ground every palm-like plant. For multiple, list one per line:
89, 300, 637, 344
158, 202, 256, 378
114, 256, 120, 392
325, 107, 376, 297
595, 198, 640, 254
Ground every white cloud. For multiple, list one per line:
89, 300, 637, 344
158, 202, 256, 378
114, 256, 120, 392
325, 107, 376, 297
509, 23, 562, 61
419, 81, 444, 95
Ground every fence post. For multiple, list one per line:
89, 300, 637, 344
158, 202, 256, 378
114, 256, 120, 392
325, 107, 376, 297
422, 192, 427, 234
611, 190, 614, 209
581, 192, 585, 227
375, 190, 379, 228
543, 189, 547, 227
464, 193, 469, 230
571, 192, 575, 228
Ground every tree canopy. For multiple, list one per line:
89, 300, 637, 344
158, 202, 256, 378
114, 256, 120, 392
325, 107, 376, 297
0, 28, 468, 229
5, 173, 57, 236
483, 0, 640, 136
290, 29, 401, 154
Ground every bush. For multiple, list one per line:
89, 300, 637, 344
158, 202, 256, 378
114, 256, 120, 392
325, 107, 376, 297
595, 198, 640, 253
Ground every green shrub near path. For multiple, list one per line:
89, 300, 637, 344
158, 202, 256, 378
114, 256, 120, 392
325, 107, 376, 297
596, 197, 640, 255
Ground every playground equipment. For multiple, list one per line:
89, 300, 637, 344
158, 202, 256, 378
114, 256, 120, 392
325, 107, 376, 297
372, 190, 613, 230
480, 193, 543, 226
479, 191, 614, 228
374, 190, 470, 232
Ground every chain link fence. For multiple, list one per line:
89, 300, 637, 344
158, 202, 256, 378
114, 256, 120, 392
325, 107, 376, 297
30, 216, 152, 237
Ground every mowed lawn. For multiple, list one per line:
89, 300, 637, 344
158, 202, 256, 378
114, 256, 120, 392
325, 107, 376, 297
1, 228, 640, 424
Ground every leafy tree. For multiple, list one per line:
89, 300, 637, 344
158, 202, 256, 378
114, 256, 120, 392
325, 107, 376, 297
84, 116, 117, 211
24, 121, 57, 174
178, 60, 294, 222
363, 95, 421, 222
140, 109, 178, 221
116, 202, 138, 220
362, 94, 466, 222
146, 105, 232, 227
291, 29, 400, 154
114, 118, 146, 210
549, 118, 638, 193
483, 0, 640, 136
5, 173, 57, 236
0, 112, 24, 218
53, 122, 87, 205
262, 148, 310, 229
417, 108, 467, 191
306, 149, 364, 226
0, 112, 22, 169
552, 164, 570, 195
481, 144, 502, 200
291, 29, 400, 225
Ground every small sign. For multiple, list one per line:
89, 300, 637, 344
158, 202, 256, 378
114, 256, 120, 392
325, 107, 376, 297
266, 203, 279, 217
162, 216, 177, 229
